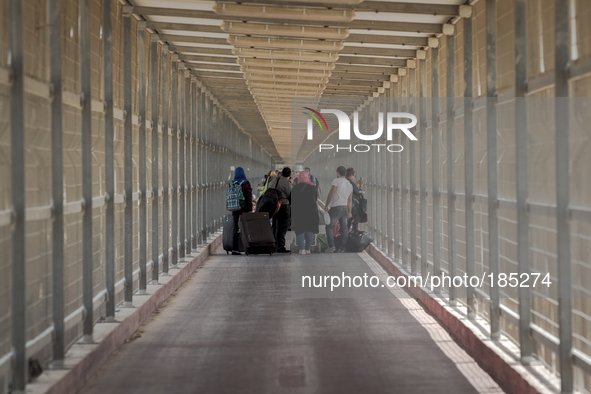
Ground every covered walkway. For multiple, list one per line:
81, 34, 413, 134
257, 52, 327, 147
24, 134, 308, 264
79, 248, 499, 394
1, 0, 591, 393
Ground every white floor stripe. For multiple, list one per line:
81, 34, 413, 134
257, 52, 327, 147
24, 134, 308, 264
359, 252, 505, 394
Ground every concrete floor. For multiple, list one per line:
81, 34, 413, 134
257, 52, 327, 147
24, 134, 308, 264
80, 244, 501, 394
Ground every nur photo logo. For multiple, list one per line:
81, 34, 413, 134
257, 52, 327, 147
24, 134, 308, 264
304, 107, 418, 153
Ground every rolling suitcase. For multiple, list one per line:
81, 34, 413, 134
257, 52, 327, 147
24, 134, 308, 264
223, 215, 243, 254
238, 212, 276, 255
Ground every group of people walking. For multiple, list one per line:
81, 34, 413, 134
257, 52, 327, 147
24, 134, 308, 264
227, 165, 365, 255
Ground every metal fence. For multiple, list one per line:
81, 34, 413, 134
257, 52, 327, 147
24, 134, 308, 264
305, 5, 591, 392
0, 1, 272, 393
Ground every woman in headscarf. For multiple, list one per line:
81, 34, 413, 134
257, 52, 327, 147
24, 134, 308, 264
231, 167, 252, 255
291, 171, 319, 254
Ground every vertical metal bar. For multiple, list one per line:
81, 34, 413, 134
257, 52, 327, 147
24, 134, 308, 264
432, 46, 442, 293
150, 38, 159, 282
9, 0, 26, 389
381, 96, 388, 251
185, 72, 191, 255
49, 0, 65, 364
137, 24, 147, 294
420, 59, 428, 279
372, 101, 378, 244
122, 9, 133, 306
204, 96, 209, 240
447, 34, 457, 304
179, 66, 186, 259
80, 0, 93, 341
375, 99, 382, 249
409, 68, 417, 274
198, 86, 204, 244
393, 85, 400, 264
192, 80, 197, 249
171, 56, 178, 267
386, 86, 394, 257
555, 0, 573, 391
515, 0, 533, 363
102, 0, 115, 321
161, 46, 169, 274
464, 15, 476, 319
486, 0, 500, 339
401, 77, 408, 269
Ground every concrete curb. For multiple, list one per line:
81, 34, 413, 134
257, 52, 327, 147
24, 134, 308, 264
42, 234, 222, 394
365, 243, 542, 394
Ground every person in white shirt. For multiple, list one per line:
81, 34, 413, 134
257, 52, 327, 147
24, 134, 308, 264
323, 166, 353, 253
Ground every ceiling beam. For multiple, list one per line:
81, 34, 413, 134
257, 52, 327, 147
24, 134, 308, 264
140, 11, 449, 38
348, 20, 444, 33
340, 46, 415, 58
146, 22, 221, 34
199, 1, 459, 16
346, 34, 428, 47
335, 64, 398, 74
326, 79, 382, 87
159, 35, 228, 45
330, 72, 389, 81
324, 85, 372, 91
188, 64, 241, 72
167, 38, 230, 48
181, 54, 238, 64
174, 47, 233, 56
190, 70, 244, 78
337, 56, 406, 67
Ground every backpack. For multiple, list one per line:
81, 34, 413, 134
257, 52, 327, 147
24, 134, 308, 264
349, 179, 362, 215
309, 174, 317, 187
226, 180, 245, 211
256, 176, 282, 218
257, 176, 270, 195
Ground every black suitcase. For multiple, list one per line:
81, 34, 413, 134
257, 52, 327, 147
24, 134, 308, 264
238, 212, 275, 255
346, 230, 373, 253
223, 215, 243, 254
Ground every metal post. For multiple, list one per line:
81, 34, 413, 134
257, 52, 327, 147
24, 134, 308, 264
432, 46, 442, 293
514, 0, 533, 363
10, 0, 26, 389
386, 86, 394, 257
102, 0, 115, 321
49, 0, 65, 364
171, 56, 178, 267
486, 0, 500, 339
419, 59, 428, 279
122, 9, 133, 306
401, 77, 408, 269
203, 96, 209, 240
161, 46, 169, 274
137, 23, 147, 294
80, 0, 93, 341
447, 34, 457, 304
381, 96, 388, 251
464, 15, 476, 319
192, 80, 198, 249
393, 85, 400, 264
198, 87, 204, 244
185, 72, 191, 255
409, 68, 417, 274
375, 99, 382, 250
150, 37, 159, 282
179, 65, 186, 259
372, 101, 378, 244
555, 0, 573, 391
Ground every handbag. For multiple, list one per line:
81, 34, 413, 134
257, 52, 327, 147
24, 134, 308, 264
318, 209, 330, 226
